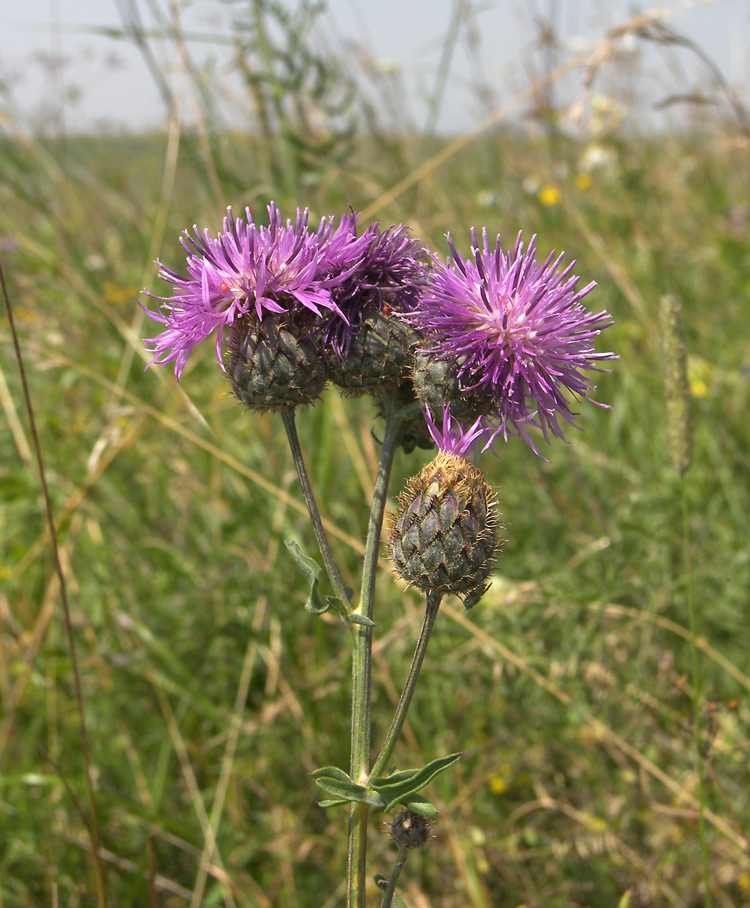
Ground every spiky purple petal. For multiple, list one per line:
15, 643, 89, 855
323, 222, 427, 360
406, 229, 616, 450
141, 203, 363, 380
423, 404, 493, 458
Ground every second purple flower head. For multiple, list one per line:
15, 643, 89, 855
406, 228, 617, 453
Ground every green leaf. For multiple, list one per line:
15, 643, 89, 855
371, 753, 462, 812
285, 540, 326, 613
399, 793, 437, 818
312, 765, 351, 783
312, 766, 385, 808
345, 613, 377, 628
285, 540, 349, 618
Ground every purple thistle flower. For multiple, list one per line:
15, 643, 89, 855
423, 404, 492, 459
141, 203, 359, 380
348, 223, 426, 312
407, 228, 616, 451
323, 222, 427, 360
314, 209, 372, 277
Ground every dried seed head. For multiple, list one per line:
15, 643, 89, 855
659, 294, 693, 474
389, 809, 433, 852
228, 315, 327, 412
390, 451, 500, 609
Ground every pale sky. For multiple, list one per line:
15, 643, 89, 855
0, 0, 747, 135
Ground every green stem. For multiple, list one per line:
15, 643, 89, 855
682, 474, 711, 907
280, 407, 351, 611
347, 398, 402, 908
380, 848, 409, 908
371, 591, 443, 781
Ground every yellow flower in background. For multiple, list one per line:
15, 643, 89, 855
688, 355, 712, 398
538, 185, 561, 207
489, 762, 514, 795
104, 280, 139, 306
489, 773, 507, 795
575, 173, 592, 190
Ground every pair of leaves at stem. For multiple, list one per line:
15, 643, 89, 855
285, 540, 375, 627
312, 753, 462, 818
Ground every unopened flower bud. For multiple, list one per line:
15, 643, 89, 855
390, 449, 499, 609
389, 809, 432, 852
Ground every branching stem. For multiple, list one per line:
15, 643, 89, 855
281, 407, 352, 612
347, 397, 402, 908
371, 591, 443, 781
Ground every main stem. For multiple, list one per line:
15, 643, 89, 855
348, 399, 401, 908
281, 407, 351, 609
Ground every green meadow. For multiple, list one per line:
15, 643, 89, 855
1, 15, 750, 907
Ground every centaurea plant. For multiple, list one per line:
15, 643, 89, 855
141, 204, 616, 907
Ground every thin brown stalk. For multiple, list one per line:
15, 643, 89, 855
1, 257, 107, 907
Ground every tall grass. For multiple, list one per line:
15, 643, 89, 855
2, 2, 750, 906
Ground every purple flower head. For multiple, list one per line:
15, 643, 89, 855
314, 209, 372, 277
323, 222, 427, 360
141, 203, 346, 380
423, 405, 493, 459
350, 224, 426, 312
409, 228, 616, 451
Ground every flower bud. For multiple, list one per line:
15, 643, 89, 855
228, 315, 327, 412
389, 809, 432, 852
390, 451, 499, 609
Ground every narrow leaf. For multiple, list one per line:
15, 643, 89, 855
345, 613, 377, 628
312, 766, 385, 806
311, 765, 352, 783
286, 540, 350, 618
313, 776, 384, 807
285, 539, 328, 614
372, 753, 462, 811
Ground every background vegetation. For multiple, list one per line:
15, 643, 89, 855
1, 2, 749, 906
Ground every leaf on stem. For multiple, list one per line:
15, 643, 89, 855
346, 613, 377, 628
311, 754, 462, 812
285, 539, 350, 619
397, 793, 437, 818
312, 766, 386, 808
371, 753, 463, 813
